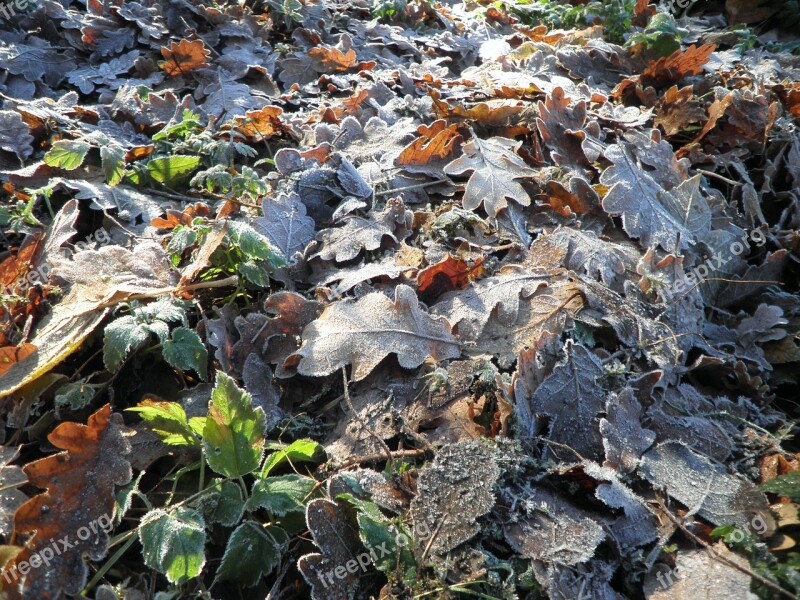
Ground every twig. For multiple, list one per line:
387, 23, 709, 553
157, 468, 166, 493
374, 178, 454, 197
649, 500, 799, 600
695, 169, 743, 187
326, 448, 428, 470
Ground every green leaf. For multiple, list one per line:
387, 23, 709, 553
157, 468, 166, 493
139, 508, 206, 584
246, 474, 317, 516
103, 315, 152, 371
44, 139, 91, 170
163, 327, 208, 381
199, 480, 246, 527
762, 473, 800, 502
237, 259, 271, 287
356, 509, 415, 584
262, 439, 325, 477
215, 521, 284, 586
147, 155, 201, 185
226, 220, 285, 266
54, 380, 101, 417
101, 145, 126, 186
127, 400, 199, 446
203, 373, 266, 477
167, 226, 199, 257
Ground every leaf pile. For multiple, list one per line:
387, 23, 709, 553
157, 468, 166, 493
0, 0, 800, 598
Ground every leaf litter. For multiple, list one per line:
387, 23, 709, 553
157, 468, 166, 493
0, 0, 799, 598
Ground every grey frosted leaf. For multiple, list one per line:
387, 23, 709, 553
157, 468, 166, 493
0, 44, 77, 87
253, 193, 316, 261
658, 175, 711, 242
525, 342, 606, 461
311, 197, 411, 263
543, 562, 623, 600
444, 136, 535, 217
737, 303, 787, 345
66, 51, 139, 94
316, 259, 409, 298
201, 75, 266, 118
288, 284, 460, 381
0, 111, 34, 160
298, 499, 363, 600
411, 441, 499, 559
600, 141, 695, 251
117, 2, 168, 38
52, 178, 164, 223
279, 53, 317, 87
431, 264, 549, 340
504, 486, 605, 565
242, 353, 282, 430
644, 543, 758, 599
600, 388, 656, 474
639, 441, 772, 529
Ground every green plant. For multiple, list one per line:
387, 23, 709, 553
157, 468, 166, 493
117, 375, 326, 589
626, 12, 687, 56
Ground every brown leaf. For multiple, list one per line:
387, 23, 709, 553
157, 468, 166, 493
429, 90, 527, 127
536, 87, 598, 178
308, 43, 357, 73
417, 255, 485, 299
640, 44, 716, 88
286, 284, 460, 381
225, 106, 285, 141
1, 404, 132, 599
396, 120, 462, 168
0, 344, 37, 378
654, 85, 707, 136
159, 39, 210, 77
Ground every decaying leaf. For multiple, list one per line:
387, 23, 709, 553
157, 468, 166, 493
640, 441, 772, 529
253, 193, 316, 262
1, 405, 132, 599
287, 284, 460, 380
298, 499, 363, 600
411, 441, 499, 559
159, 39, 211, 76
0, 447, 27, 538
640, 43, 716, 88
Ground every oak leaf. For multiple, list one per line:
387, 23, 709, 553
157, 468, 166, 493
444, 136, 535, 217
417, 255, 485, 299
396, 120, 462, 171
640, 43, 716, 88
0, 404, 132, 600
225, 106, 285, 141
286, 284, 460, 381
159, 39, 211, 77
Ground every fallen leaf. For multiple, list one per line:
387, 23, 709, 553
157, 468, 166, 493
444, 136, 536, 217
396, 120, 462, 171
225, 106, 285, 141
1, 404, 132, 599
159, 39, 211, 77
640, 44, 716, 88
287, 284, 460, 381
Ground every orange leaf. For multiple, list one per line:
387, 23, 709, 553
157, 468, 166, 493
538, 180, 595, 217
0, 343, 36, 377
1, 404, 131, 599
418, 255, 486, 297
308, 45, 357, 73
786, 84, 800, 120
640, 43, 716, 88
227, 106, 285, 141
159, 39, 211, 77
0, 233, 44, 291
430, 90, 526, 127
151, 202, 211, 230
654, 84, 707, 136
397, 120, 462, 167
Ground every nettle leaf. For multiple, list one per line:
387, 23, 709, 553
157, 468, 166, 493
147, 155, 201, 185
54, 380, 102, 417
100, 145, 126, 186
247, 474, 317, 516
162, 327, 209, 381
262, 439, 326, 477
127, 400, 199, 447
444, 136, 535, 217
762, 473, 800, 502
216, 521, 286, 586
44, 139, 91, 170
203, 373, 266, 477
139, 508, 206, 584
103, 315, 152, 371
356, 504, 416, 586
226, 220, 286, 267
199, 480, 245, 527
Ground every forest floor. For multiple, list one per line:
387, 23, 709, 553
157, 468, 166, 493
1, 0, 800, 598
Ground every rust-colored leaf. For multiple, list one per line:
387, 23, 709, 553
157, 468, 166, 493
538, 180, 594, 217
640, 44, 716, 88
1, 404, 132, 599
397, 120, 462, 167
0, 344, 37, 378
0, 233, 44, 291
226, 106, 285, 141
654, 85, 707, 136
308, 45, 357, 73
430, 90, 526, 127
417, 255, 485, 297
159, 39, 211, 76
151, 202, 211, 230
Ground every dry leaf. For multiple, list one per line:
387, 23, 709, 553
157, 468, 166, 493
287, 284, 460, 381
159, 39, 211, 76
640, 44, 716, 88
